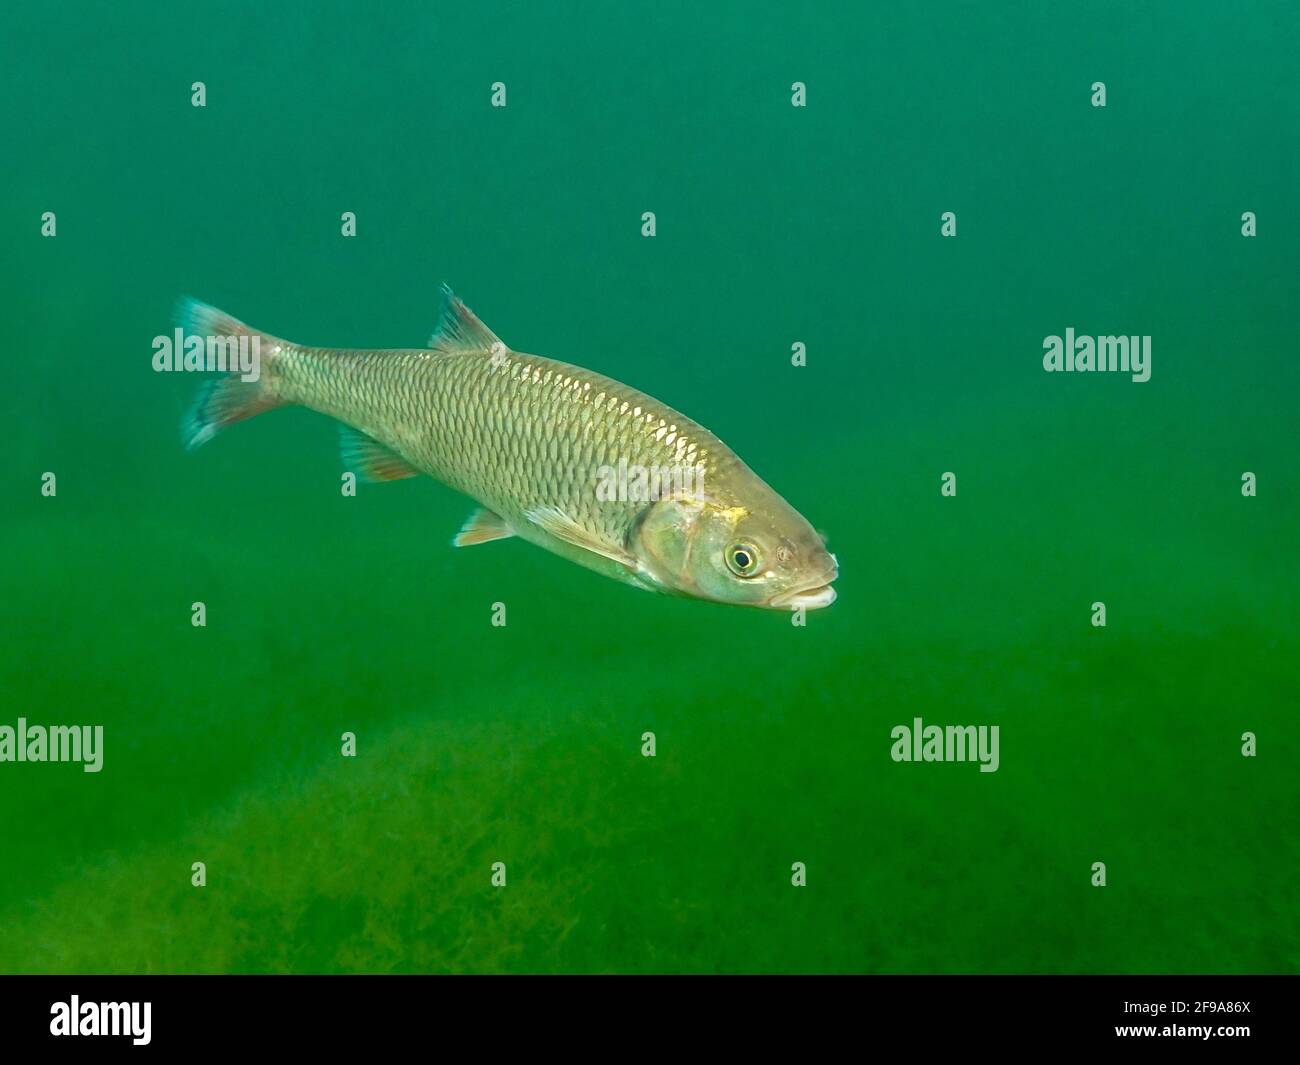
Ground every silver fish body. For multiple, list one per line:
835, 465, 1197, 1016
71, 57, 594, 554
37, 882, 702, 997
181, 288, 838, 609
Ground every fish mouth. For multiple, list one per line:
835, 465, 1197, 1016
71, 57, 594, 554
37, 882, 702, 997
769, 562, 839, 610
773, 583, 837, 610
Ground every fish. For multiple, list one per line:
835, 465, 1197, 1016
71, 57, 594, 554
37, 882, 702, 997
178, 286, 839, 610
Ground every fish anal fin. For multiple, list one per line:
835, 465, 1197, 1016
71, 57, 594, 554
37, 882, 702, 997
340, 426, 420, 482
524, 505, 637, 569
454, 507, 516, 547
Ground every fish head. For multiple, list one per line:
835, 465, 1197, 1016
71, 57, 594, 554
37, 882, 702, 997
631, 490, 838, 610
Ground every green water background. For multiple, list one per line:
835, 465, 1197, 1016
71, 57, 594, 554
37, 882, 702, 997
1, 1, 1296, 972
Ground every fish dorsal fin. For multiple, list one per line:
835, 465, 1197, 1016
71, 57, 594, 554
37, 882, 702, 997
429, 284, 504, 356
453, 507, 516, 547
524, 505, 638, 570
340, 426, 420, 482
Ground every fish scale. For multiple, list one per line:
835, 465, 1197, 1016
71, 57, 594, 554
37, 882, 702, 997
268, 332, 728, 556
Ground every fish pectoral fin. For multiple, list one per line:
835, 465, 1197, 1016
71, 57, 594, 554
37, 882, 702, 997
339, 426, 421, 482
524, 505, 638, 570
453, 507, 516, 547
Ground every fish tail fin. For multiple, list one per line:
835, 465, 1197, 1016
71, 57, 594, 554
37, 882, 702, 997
177, 298, 285, 451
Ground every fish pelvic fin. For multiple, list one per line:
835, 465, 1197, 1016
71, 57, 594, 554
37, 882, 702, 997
177, 298, 284, 451
453, 507, 516, 547
339, 426, 420, 482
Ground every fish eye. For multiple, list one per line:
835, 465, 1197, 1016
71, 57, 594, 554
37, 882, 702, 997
725, 542, 761, 578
